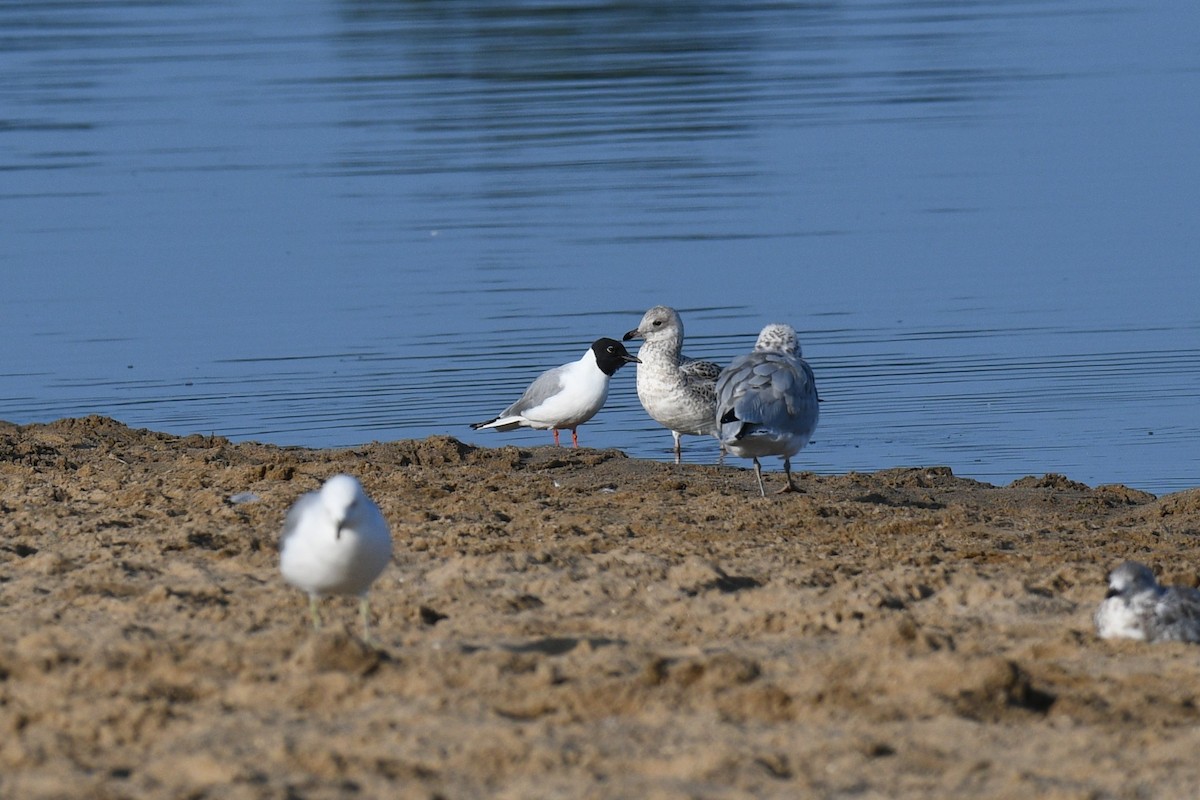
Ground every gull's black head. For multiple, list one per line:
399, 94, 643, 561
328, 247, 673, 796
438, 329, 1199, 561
591, 338, 640, 376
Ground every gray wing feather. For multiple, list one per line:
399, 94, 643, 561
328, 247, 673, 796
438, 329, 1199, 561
680, 356, 721, 383
1153, 588, 1200, 642
716, 352, 819, 439
501, 364, 567, 417
679, 356, 721, 404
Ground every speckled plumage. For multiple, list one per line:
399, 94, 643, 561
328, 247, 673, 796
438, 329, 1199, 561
1095, 561, 1200, 643
623, 306, 722, 463
715, 323, 819, 496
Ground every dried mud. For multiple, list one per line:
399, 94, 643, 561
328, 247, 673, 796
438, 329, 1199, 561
2, 415, 1200, 798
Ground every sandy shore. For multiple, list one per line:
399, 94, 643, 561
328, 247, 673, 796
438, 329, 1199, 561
2, 415, 1199, 798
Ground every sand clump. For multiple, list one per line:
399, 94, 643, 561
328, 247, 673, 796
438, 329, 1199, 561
1, 415, 1199, 798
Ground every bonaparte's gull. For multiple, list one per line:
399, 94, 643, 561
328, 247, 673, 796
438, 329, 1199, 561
471, 338, 639, 447
280, 474, 393, 639
1095, 561, 1200, 643
715, 323, 819, 496
623, 305, 723, 464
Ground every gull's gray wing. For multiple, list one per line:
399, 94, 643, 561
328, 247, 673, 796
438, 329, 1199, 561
715, 352, 757, 425
716, 352, 819, 440
680, 355, 721, 383
679, 355, 721, 403
501, 363, 568, 417
1152, 587, 1200, 642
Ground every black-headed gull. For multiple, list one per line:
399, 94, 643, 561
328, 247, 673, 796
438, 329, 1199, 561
471, 338, 639, 447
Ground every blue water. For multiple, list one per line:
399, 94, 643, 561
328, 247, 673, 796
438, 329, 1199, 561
2, 0, 1198, 495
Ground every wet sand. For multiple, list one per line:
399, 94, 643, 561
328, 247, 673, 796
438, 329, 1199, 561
2, 415, 1199, 799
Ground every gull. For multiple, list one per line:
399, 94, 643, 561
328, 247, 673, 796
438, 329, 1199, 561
1095, 561, 1200, 643
623, 305, 723, 463
470, 338, 639, 447
279, 474, 393, 639
715, 323, 820, 496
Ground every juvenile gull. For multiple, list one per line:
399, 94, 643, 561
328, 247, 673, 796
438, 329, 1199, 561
279, 474, 393, 639
470, 338, 639, 448
1095, 561, 1200, 643
715, 323, 820, 496
623, 305, 723, 463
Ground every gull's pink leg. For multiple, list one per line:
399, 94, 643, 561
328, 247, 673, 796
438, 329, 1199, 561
552, 429, 561, 447
571, 429, 579, 448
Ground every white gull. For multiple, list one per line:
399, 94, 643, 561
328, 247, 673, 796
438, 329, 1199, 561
280, 474, 393, 639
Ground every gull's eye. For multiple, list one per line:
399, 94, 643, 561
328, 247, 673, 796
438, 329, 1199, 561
607, 345, 616, 353
652, 320, 663, 327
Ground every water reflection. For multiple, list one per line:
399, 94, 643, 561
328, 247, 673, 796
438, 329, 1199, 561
323, 0, 1033, 242
326, 0, 771, 259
